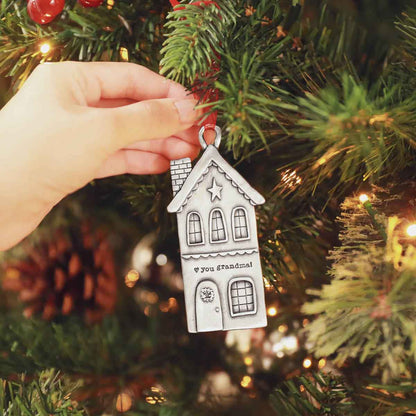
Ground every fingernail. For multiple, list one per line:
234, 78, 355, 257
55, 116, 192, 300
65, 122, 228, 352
174, 99, 198, 124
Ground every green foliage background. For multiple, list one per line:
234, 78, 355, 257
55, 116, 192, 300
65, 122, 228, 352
2, 0, 416, 414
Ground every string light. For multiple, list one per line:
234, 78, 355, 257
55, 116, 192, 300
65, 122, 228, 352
244, 356, 253, 366
139, 290, 159, 305
283, 336, 298, 350
302, 358, 312, 369
281, 169, 302, 189
115, 392, 133, 412
169, 297, 178, 311
359, 194, 369, 203
125, 269, 139, 288
272, 335, 299, 356
131, 235, 154, 279
5, 267, 20, 280
159, 302, 169, 312
146, 292, 159, 304
107, 0, 114, 9
159, 298, 178, 313
278, 324, 288, 333
145, 387, 166, 405
407, 224, 416, 237
262, 357, 273, 369
155, 253, 168, 266
278, 285, 287, 294
119, 47, 129, 61
145, 396, 158, 405
240, 375, 252, 388
267, 306, 278, 317
39, 42, 51, 55
318, 358, 326, 369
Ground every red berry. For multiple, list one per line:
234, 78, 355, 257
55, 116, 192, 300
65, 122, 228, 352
27, 0, 65, 24
78, 0, 103, 7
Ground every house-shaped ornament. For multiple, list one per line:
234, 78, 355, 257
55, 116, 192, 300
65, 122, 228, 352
167, 126, 268, 333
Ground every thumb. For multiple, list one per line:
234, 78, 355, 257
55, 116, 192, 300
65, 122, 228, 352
98, 97, 199, 151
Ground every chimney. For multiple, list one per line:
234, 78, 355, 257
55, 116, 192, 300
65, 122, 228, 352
170, 158, 192, 196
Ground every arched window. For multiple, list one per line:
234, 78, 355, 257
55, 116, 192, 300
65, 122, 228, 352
232, 207, 249, 241
209, 209, 227, 243
187, 212, 204, 245
228, 278, 257, 317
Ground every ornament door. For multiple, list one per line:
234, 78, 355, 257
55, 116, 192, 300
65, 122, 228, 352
195, 280, 223, 332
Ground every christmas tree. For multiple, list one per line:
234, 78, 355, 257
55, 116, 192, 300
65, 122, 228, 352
2, 0, 416, 414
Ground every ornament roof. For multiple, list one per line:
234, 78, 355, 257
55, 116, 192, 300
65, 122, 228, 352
167, 145, 265, 213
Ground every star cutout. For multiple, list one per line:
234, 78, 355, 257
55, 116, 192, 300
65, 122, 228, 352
207, 178, 223, 202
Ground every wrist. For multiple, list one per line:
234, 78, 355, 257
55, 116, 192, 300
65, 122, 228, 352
0, 139, 53, 250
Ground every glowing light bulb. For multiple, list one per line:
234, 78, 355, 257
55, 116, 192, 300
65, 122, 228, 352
303, 358, 312, 369
278, 324, 288, 333
155, 253, 168, 266
318, 358, 326, 369
120, 47, 129, 61
40, 42, 51, 55
159, 302, 169, 313
5, 267, 20, 280
116, 392, 133, 412
240, 375, 252, 388
125, 269, 139, 287
267, 306, 278, 317
281, 169, 302, 189
407, 224, 416, 237
359, 194, 369, 203
244, 356, 253, 366
145, 386, 165, 405
145, 291, 159, 304
145, 396, 157, 405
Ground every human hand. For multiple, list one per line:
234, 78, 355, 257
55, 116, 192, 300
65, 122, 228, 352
0, 61, 200, 250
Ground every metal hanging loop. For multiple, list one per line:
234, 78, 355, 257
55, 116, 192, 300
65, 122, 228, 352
198, 124, 222, 149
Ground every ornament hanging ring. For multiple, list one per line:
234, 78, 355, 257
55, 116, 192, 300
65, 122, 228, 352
198, 125, 222, 149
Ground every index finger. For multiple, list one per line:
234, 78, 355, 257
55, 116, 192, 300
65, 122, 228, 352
68, 62, 191, 105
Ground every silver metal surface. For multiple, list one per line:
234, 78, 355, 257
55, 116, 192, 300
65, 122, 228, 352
198, 125, 222, 149
168, 125, 267, 333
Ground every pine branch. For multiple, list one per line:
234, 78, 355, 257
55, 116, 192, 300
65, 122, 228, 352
360, 380, 416, 416
212, 43, 296, 157
396, 7, 416, 68
258, 189, 330, 293
270, 372, 416, 416
117, 174, 177, 237
274, 72, 416, 203
270, 372, 357, 416
160, 0, 238, 84
303, 214, 416, 383
0, 0, 165, 88
0, 370, 86, 415
0, 304, 239, 411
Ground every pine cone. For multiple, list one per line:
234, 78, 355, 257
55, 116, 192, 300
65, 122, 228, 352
2, 222, 117, 323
